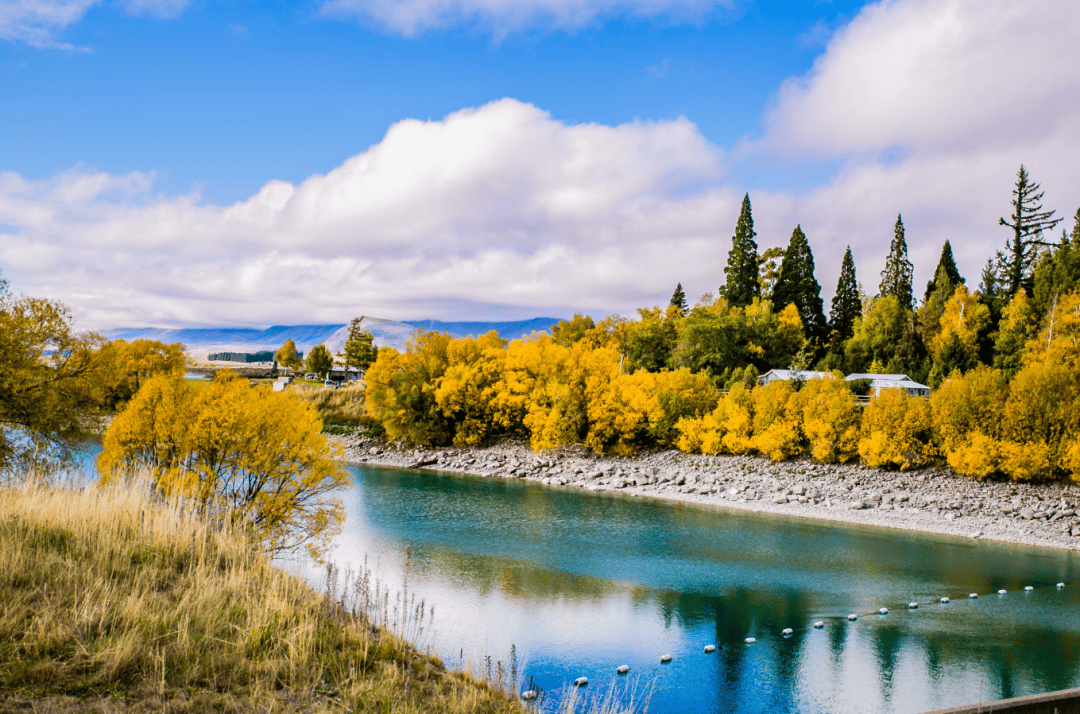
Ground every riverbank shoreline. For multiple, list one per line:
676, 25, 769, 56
330, 436, 1080, 553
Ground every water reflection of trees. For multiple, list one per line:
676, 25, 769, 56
353, 467, 1080, 705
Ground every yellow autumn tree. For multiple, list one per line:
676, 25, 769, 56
929, 365, 1009, 478
98, 373, 348, 560
750, 380, 804, 461
584, 371, 663, 455
433, 331, 507, 446
800, 374, 862, 463
998, 361, 1080, 480
675, 382, 755, 455
95, 338, 187, 410
857, 387, 934, 470
364, 331, 453, 445
1024, 289, 1080, 371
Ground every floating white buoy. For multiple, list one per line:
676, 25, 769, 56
617, 665, 630, 675
879, 608, 889, 615
574, 676, 588, 687
908, 602, 919, 609
745, 637, 757, 644
1025, 586, 1034, 591
660, 654, 672, 663
998, 589, 1007, 595
521, 690, 538, 701
1058, 582, 1065, 588
782, 628, 794, 636
813, 621, 824, 629
940, 597, 950, 604
969, 593, 978, 599
704, 645, 716, 653
847, 614, 858, 621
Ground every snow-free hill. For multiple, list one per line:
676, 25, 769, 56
102, 316, 561, 363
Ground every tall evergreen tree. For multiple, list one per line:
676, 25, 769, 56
720, 194, 761, 307
879, 214, 914, 308
669, 282, 689, 317
996, 164, 1062, 298
923, 241, 964, 303
1032, 208, 1080, 314
772, 225, 826, 342
829, 246, 861, 342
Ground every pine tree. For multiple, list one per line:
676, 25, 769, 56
997, 164, 1062, 298
1032, 208, 1080, 314
829, 246, 860, 342
879, 214, 914, 309
923, 241, 964, 303
772, 225, 827, 342
669, 283, 689, 317
720, 194, 761, 307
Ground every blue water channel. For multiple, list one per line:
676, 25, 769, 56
328, 465, 1080, 714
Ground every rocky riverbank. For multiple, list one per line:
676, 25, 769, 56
331, 436, 1080, 552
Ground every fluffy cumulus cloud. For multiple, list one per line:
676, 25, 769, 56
4, 0, 1080, 329
0, 0, 190, 47
0, 100, 737, 328
320, 0, 734, 36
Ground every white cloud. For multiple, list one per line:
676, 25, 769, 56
5, 0, 1080, 330
0, 0, 191, 47
320, 0, 734, 36
757, 0, 1080, 158
0, 100, 737, 329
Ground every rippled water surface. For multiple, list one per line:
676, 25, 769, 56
330, 465, 1080, 713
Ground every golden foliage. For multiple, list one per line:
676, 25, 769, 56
434, 331, 507, 446
929, 365, 1009, 478
750, 380, 804, 461
929, 285, 989, 361
800, 374, 861, 463
95, 338, 187, 410
858, 388, 934, 470
364, 331, 453, 445
1025, 289, 1080, 370
98, 374, 347, 561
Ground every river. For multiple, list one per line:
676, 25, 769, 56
327, 464, 1080, 714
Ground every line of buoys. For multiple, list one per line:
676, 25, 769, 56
563, 581, 1070, 693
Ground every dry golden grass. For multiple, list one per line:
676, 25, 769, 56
0, 478, 526, 713
291, 383, 372, 432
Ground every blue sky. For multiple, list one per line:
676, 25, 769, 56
1, 0, 1078, 328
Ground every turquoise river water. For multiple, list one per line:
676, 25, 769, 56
328, 464, 1080, 714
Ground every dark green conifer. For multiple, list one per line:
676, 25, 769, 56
829, 246, 860, 342
1032, 208, 1080, 314
997, 165, 1062, 298
879, 214, 914, 309
719, 194, 761, 307
669, 282, 689, 317
923, 241, 964, 303
772, 225, 826, 342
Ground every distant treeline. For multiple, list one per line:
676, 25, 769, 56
208, 350, 302, 363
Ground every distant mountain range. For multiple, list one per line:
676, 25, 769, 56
102, 316, 561, 362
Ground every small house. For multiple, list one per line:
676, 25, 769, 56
328, 365, 364, 383
757, 369, 833, 386
845, 373, 931, 397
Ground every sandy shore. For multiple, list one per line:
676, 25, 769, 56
330, 436, 1080, 553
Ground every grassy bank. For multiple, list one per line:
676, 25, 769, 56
0, 477, 527, 713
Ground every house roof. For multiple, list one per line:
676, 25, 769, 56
845, 373, 910, 382
869, 378, 931, 391
758, 369, 833, 381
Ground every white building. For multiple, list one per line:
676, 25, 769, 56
844, 373, 931, 397
328, 365, 364, 383
757, 369, 833, 386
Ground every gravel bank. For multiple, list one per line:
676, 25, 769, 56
331, 436, 1080, 552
